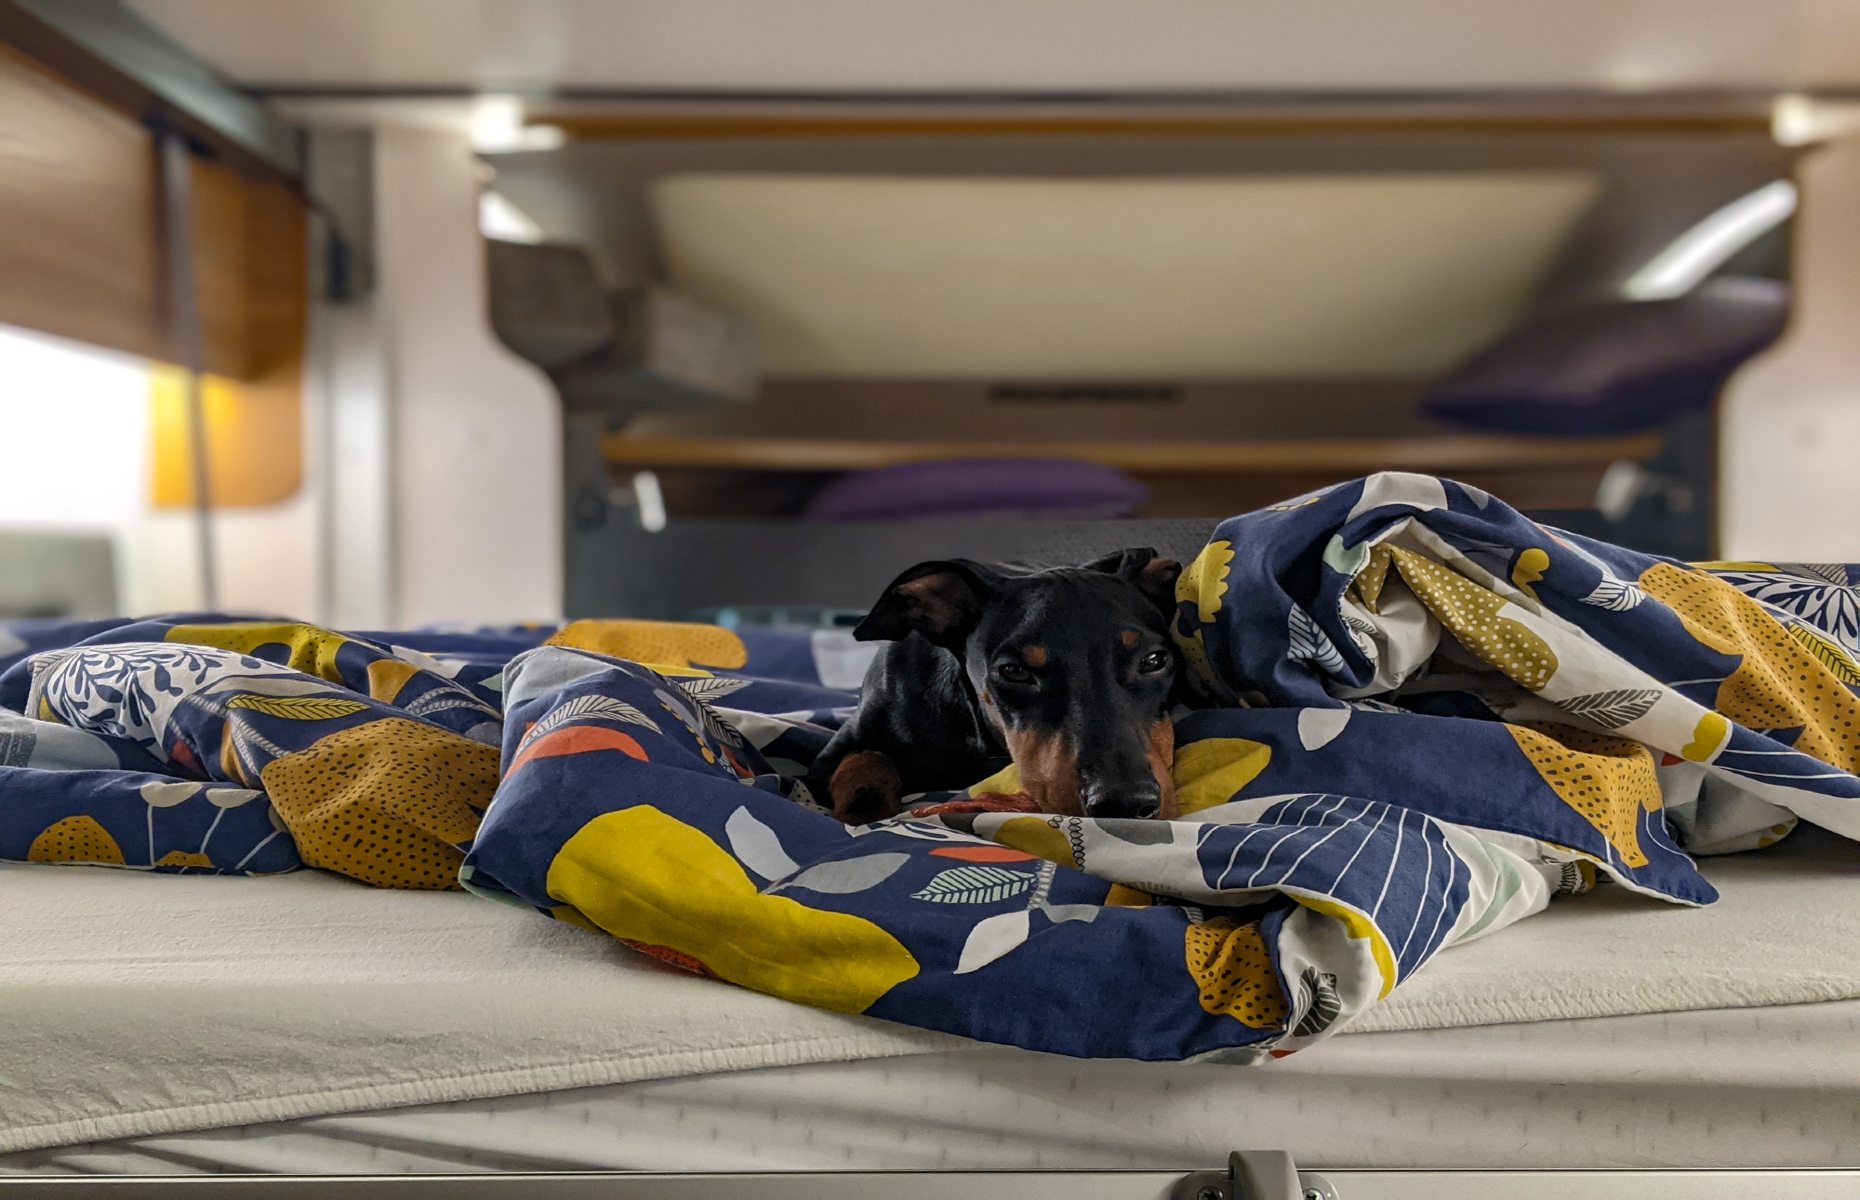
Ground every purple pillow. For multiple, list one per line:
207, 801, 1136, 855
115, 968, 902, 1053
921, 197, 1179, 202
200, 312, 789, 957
1421, 278, 1788, 436
802, 458, 1147, 523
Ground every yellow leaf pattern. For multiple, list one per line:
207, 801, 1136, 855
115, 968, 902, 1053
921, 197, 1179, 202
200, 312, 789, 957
28, 816, 126, 865
547, 620, 748, 671
1787, 624, 1860, 686
547, 806, 918, 1013
226, 694, 371, 721
1177, 540, 1235, 625
1511, 547, 1549, 600
1171, 737, 1273, 815
1640, 563, 1860, 772
166, 623, 353, 682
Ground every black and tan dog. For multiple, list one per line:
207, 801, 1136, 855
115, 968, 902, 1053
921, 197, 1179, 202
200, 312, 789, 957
810, 549, 1184, 824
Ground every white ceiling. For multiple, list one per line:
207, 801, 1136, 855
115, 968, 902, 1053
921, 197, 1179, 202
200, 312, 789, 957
654, 173, 1600, 378
127, 0, 1860, 94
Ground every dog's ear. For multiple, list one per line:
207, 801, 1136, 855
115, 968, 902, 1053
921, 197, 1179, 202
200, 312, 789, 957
854, 559, 1003, 647
1084, 547, 1181, 616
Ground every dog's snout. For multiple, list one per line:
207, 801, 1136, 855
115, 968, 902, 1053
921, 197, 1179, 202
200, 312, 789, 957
1082, 780, 1161, 820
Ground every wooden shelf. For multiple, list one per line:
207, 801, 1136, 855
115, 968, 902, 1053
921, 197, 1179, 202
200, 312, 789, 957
600, 432, 1661, 475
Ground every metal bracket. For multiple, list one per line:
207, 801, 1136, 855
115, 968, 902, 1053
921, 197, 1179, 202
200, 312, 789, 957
305, 127, 376, 301
1183, 1151, 1339, 1200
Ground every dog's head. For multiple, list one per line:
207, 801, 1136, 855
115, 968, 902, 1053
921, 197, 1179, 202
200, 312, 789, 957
854, 548, 1182, 819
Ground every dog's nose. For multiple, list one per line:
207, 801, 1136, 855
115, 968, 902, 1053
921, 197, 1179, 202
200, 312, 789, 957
1082, 782, 1161, 820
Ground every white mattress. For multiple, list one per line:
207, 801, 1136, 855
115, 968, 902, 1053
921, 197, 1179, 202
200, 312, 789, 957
12, 999, 1860, 1174
4, 829, 1859, 1172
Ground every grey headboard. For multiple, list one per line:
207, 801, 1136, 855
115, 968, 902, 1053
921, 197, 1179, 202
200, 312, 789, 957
567, 516, 1220, 620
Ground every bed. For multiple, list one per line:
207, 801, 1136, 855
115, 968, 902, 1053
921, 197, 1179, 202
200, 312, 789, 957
4, 473, 1860, 1197
4, 829, 1858, 1188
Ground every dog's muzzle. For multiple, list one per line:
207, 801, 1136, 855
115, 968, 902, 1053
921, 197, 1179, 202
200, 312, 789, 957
1080, 780, 1162, 820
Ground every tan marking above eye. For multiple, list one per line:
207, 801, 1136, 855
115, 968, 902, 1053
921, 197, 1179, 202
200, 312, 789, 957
1119, 630, 1141, 649
1021, 645, 1049, 667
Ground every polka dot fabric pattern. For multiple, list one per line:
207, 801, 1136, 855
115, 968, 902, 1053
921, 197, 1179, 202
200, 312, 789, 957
1186, 916, 1291, 1027
1639, 563, 1860, 771
6, 473, 1860, 1064
261, 718, 498, 890
1505, 722, 1661, 869
1384, 546, 1560, 691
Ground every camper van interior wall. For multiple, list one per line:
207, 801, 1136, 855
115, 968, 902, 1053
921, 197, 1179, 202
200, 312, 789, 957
6, 0, 1860, 1189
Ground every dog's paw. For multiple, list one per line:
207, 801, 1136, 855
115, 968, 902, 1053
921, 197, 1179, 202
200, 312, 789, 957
830, 751, 904, 825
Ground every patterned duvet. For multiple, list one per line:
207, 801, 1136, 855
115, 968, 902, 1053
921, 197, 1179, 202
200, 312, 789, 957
3, 472, 1857, 1061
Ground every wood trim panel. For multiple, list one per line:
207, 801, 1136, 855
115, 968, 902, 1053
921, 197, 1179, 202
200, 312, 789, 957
538, 111, 1774, 142
0, 42, 161, 361
0, 43, 308, 507
601, 432, 1660, 474
0, 43, 309, 381
149, 165, 307, 507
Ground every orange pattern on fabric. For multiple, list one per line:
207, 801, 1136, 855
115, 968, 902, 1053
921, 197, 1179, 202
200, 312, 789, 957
507, 725, 649, 777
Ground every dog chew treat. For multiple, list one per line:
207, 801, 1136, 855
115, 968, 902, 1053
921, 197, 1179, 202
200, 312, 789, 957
1505, 721, 1657, 868
261, 717, 495, 890
1640, 563, 1860, 772
1382, 545, 1560, 692
1185, 916, 1290, 1028
27, 815, 126, 865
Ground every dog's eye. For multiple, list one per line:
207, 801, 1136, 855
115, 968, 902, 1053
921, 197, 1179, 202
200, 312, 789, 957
1137, 650, 1172, 674
995, 661, 1035, 685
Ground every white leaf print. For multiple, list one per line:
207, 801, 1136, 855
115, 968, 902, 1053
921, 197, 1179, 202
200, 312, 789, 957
528, 693, 663, 742
954, 910, 1032, 975
1341, 612, 1379, 659
782, 852, 909, 895
139, 780, 202, 808
679, 676, 755, 702
1287, 607, 1349, 676
725, 807, 798, 881
1798, 563, 1850, 586
1040, 903, 1100, 925
1297, 707, 1351, 751
858, 819, 993, 844
204, 787, 262, 809
1293, 968, 1343, 1037
1562, 688, 1663, 730
405, 691, 500, 720
384, 644, 466, 678
1579, 578, 1646, 612
912, 865, 1037, 905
